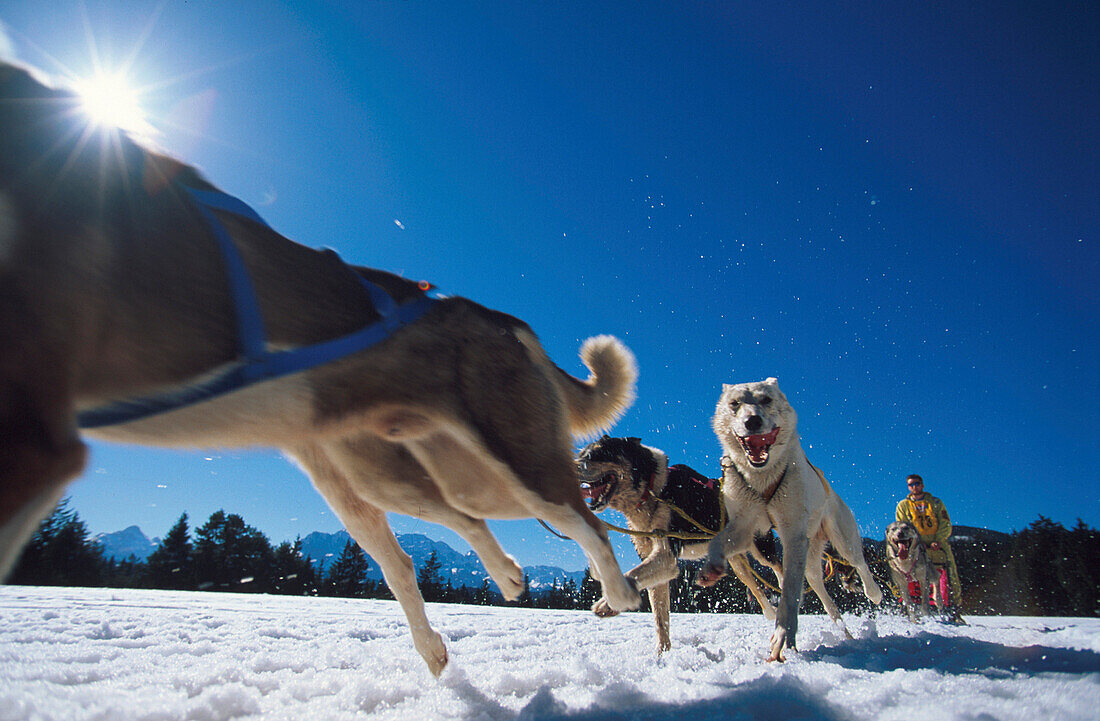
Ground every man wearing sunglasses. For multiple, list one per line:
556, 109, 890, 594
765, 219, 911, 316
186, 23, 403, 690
896, 474, 963, 621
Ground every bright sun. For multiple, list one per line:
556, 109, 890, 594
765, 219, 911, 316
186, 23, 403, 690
73, 71, 153, 135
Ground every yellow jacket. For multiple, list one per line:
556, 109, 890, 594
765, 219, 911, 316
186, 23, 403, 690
896, 493, 952, 545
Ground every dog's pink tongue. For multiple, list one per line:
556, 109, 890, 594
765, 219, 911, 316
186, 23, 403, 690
745, 427, 780, 452
898, 542, 909, 560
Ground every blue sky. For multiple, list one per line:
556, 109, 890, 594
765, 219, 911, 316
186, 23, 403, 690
2, 2, 1095, 570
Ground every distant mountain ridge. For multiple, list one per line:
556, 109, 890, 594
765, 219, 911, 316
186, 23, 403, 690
93, 526, 584, 591
92, 523, 1012, 594
299, 530, 584, 591
93, 526, 160, 562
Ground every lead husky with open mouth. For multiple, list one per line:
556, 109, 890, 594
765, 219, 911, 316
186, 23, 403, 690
697, 378, 883, 661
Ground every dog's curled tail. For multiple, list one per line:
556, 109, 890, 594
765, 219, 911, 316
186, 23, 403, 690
559, 335, 637, 438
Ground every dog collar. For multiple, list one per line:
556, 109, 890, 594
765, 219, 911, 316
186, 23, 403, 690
77, 185, 439, 429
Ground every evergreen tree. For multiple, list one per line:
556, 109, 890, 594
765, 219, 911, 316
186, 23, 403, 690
454, 584, 476, 605
541, 578, 573, 609
193, 511, 276, 592
102, 555, 145, 588
1057, 520, 1099, 616
417, 550, 444, 601
272, 538, 319, 596
517, 573, 534, 607
578, 568, 601, 609
1013, 516, 1070, 615
473, 578, 497, 605
9, 498, 104, 587
562, 577, 579, 608
326, 540, 370, 597
146, 513, 195, 590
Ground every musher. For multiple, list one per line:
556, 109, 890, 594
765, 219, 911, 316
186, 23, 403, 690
895, 473, 964, 621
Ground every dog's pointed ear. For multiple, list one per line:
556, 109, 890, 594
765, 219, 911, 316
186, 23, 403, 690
628, 437, 641, 445
765, 377, 778, 385
722, 383, 734, 392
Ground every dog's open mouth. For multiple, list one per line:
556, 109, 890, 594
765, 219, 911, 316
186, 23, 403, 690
895, 539, 910, 560
737, 427, 781, 467
580, 471, 618, 511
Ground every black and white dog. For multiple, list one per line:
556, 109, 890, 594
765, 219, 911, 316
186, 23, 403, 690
577, 436, 783, 653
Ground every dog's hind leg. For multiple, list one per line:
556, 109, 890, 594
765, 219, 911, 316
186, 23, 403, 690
650, 582, 672, 654
804, 535, 852, 638
315, 432, 526, 602
728, 554, 776, 621
536, 498, 640, 612
291, 444, 448, 676
824, 499, 884, 605
438, 516, 525, 601
403, 423, 640, 613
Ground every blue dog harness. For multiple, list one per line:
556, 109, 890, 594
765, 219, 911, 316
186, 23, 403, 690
77, 186, 438, 429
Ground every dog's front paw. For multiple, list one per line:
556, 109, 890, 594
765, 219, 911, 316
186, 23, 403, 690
695, 562, 727, 587
415, 630, 449, 677
767, 627, 790, 663
591, 597, 620, 618
594, 575, 640, 613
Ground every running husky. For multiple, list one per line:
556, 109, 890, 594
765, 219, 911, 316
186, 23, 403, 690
577, 436, 785, 652
0, 61, 641, 675
698, 378, 883, 661
885, 520, 942, 621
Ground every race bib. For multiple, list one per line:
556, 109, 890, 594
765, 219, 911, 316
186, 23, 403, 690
906, 498, 939, 537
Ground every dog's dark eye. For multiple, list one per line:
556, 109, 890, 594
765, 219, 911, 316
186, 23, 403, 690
760, 397, 772, 406
729, 400, 740, 409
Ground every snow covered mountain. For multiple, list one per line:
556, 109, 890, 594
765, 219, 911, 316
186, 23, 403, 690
93, 525, 584, 591
299, 530, 584, 591
93, 526, 160, 562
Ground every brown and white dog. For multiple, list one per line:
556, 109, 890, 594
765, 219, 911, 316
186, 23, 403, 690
885, 520, 942, 621
0, 61, 642, 675
577, 436, 785, 653
697, 378, 883, 661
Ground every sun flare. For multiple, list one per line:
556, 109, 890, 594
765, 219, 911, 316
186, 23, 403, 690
73, 71, 154, 136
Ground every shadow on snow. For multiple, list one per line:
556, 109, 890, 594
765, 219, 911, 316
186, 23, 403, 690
802, 631, 1100, 677
448, 673, 848, 721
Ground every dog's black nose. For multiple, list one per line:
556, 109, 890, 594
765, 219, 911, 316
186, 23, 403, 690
745, 415, 763, 432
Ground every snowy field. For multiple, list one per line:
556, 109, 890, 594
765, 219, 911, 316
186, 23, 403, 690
1, 586, 1097, 721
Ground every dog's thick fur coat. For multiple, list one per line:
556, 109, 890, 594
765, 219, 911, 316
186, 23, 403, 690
699, 378, 883, 661
0, 62, 642, 675
577, 436, 785, 652
885, 520, 942, 621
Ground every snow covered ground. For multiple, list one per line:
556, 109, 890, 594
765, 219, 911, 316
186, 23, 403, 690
1, 586, 1097, 721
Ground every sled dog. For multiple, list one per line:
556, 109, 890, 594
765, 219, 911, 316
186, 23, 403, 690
0, 61, 641, 675
698, 378, 883, 661
577, 436, 786, 652
885, 520, 942, 621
